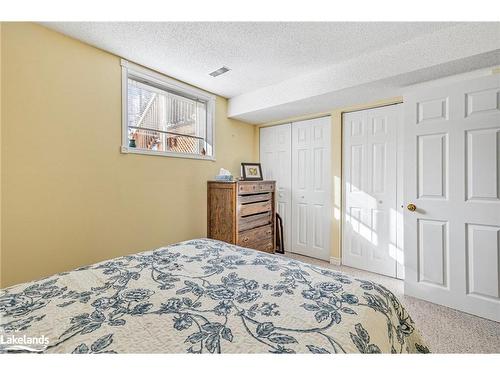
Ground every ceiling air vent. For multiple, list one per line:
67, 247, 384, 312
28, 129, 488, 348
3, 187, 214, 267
209, 66, 231, 77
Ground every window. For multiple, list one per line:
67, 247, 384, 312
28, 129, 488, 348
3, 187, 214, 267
121, 60, 215, 160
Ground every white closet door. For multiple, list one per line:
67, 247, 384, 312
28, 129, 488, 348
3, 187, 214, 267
260, 124, 292, 251
291, 117, 332, 261
342, 105, 401, 278
260, 126, 277, 180
404, 74, 500, 322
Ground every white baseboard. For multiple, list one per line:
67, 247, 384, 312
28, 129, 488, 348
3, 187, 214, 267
329, 257, 341, 266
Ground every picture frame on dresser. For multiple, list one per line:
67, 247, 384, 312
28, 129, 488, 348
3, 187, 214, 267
240, 162, 263, 181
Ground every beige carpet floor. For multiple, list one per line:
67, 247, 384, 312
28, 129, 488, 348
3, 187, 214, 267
282, 252, 500, 354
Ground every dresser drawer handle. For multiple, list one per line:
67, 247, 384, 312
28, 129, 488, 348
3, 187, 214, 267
265, 230, 272, 235
242, 237, 249, 242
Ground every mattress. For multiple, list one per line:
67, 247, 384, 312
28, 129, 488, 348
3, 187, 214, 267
0, 239, 429, 353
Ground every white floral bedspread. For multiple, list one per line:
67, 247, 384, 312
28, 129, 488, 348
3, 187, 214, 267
0, 239, 429, 354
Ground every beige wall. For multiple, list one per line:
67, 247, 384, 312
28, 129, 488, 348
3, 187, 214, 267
0, 23, 258, 287
257, 98, 403, 262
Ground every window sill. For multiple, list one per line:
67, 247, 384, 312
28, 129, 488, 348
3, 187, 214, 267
121, 146, 216, 161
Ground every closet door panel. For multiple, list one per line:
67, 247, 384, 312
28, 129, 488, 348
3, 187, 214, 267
259, 124, 292, 251
291, 117, 332, 261
342, 105, 400, 278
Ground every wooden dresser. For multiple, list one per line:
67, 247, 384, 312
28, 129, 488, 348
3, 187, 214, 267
207, 180, 276, 253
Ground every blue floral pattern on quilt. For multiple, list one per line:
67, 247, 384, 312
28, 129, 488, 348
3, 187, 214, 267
0, 239, 429, 354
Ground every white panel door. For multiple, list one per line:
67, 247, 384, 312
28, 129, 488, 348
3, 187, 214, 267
259, 124, 292, 251
342, 105, 402, 278
291, 117, 332, 261
404, 74, 500, 322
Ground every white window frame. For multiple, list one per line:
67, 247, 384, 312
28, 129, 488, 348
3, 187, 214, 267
121, 59, 216, 161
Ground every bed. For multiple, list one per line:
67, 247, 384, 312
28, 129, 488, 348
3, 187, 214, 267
0, 239, 429, 354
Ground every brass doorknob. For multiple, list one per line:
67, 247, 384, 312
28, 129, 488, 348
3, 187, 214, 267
407, 203, 417, 212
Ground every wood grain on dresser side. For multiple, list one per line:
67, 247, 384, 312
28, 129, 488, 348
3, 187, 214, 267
207, 182, 236, 243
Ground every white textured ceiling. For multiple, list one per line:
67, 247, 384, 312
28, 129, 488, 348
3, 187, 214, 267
41, 22, 500, 123
43, 22, 460, 98
228, 23, 500, 123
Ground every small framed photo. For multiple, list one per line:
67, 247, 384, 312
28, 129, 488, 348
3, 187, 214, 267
241, 163, 263, 181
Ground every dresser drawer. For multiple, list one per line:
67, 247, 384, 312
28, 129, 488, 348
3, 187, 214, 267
257, 181, 275, 193
238, 181, 275, 194
238, 182, 259, 194
238, 224, 273, 247
239, 212, 272, 232
238, 192, 272, 204
253, 238, 275, 253
239, 200, 272, 217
